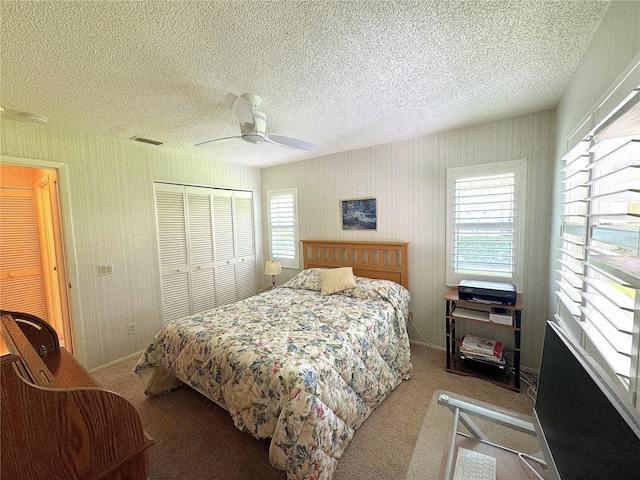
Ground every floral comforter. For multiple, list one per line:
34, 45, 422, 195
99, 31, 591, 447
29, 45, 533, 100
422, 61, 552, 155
135, 269, 412, 480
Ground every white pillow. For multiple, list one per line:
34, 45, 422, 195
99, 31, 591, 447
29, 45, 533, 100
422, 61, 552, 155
320, 267, 356, 295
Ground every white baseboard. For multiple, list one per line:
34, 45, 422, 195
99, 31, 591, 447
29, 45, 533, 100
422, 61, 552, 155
90, 350, 145, 373
410, 339, 445, 351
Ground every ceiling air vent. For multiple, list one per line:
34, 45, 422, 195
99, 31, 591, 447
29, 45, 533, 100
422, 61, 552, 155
130, 136, 163, 146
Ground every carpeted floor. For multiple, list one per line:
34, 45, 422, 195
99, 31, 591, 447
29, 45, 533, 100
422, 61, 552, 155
93, 343, 535, 479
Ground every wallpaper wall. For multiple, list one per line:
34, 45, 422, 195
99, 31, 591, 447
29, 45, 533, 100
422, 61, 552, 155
0, 122, 262, 369
261, 110, 555, 369
554, 1, 639, 150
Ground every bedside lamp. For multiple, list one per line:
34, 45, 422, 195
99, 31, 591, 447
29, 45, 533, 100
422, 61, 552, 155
265, 260, 282, 289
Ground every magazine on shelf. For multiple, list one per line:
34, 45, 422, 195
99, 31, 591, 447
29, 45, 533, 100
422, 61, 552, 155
460, 335, 504, 361
459, 350, 507, 368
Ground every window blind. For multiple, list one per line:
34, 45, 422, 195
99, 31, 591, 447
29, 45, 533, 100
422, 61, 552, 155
581, 101, 639, 390
556, 89, 640, 402
446, 160, 526, 288
267, 188, 298, 269
556, 140, 590, 323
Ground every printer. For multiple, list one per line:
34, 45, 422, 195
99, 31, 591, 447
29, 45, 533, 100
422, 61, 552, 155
457, 279, 517, 306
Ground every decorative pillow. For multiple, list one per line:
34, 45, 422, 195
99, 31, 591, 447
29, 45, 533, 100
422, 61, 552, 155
320, 267, 356, 295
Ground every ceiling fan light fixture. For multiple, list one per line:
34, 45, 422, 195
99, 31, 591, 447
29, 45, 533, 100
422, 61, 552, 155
195, 92, 317, 152
242, 133, 265, 144
241, 110, 267, 137
240, 93, 262, 108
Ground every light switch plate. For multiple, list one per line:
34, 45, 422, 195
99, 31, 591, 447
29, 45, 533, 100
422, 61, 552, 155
99, 264, 114, 276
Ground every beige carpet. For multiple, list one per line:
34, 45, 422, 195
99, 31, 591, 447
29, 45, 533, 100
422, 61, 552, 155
92, 344, 535, 479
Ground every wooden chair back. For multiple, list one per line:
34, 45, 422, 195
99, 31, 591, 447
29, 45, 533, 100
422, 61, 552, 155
0, 310, 59, 357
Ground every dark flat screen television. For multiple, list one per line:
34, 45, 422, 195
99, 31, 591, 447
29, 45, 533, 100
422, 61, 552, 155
533, 321, 640, 479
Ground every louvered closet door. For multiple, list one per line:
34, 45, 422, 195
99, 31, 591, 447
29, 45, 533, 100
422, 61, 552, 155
186, 187, 216, 313
155, 184, 257, 318
213, 190, 237, 306
234, 191, 256, 300
0, 189, 47, 320
155, 184, 191, 324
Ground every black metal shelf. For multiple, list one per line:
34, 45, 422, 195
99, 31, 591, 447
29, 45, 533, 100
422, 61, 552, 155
444, 287, 523, 392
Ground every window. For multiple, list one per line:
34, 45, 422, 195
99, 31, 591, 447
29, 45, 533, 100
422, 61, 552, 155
556, 89, 640, 403
446, 160, 527, 289
267, 188, 299, 269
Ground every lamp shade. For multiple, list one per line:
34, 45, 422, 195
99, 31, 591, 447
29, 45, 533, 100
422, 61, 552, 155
265, 260, 282, 276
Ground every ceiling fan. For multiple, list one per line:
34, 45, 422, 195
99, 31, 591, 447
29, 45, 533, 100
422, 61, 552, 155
195, 93, 318, 152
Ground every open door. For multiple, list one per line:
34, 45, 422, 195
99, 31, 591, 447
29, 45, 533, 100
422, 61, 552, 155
0, 164, 73, 353
34, 173, 72, 350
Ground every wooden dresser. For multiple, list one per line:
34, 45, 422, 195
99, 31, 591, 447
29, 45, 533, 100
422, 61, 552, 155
1, 312, 154, 480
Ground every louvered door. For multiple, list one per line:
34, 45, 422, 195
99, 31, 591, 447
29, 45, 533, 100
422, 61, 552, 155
155, 184, 256, 323
0, 189, 47, 320
234, 191, 256, 300
213, 190, 236, 306
186, 187, 216, 313
155, 184, 191, 323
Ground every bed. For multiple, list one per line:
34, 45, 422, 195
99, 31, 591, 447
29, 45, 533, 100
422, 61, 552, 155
135, 240, 412, 480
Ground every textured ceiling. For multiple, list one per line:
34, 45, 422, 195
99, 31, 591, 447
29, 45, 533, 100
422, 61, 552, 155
0, 1, 610, 168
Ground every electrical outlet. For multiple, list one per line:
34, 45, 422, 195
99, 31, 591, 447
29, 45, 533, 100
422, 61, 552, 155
127, 323, 136, 335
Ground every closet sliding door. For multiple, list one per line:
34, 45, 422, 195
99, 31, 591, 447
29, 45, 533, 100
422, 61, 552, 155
154, 183, 256, 325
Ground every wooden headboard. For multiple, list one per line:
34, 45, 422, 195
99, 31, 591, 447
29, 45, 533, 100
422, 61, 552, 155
301, 240, 409, 289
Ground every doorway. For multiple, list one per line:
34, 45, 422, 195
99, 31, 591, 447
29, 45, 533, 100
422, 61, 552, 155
0, 163, 73, 352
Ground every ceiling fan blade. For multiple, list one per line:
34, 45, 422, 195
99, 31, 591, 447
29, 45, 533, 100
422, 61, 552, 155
226, 93, 255, 131
265, 134, 318, 152
194, 136, 241, 147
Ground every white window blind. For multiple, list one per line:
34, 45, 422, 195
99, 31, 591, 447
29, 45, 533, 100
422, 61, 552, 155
556, 87, 640, 404
582, 98, 640, 392
267, 188, 299, 269
556, 139, 589, 324
446, 160, 527, 289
